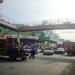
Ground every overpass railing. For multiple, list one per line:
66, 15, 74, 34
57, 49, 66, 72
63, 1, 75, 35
0, 14, 16, 24
0, 14, 75, 27
27, 18, 75, 26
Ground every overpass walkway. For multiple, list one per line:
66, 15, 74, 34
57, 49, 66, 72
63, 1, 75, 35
0, 19, 17, 31
0, 19, 75, 32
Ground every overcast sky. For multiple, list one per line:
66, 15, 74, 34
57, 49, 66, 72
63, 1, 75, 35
1, 0, 75, 41
1, 0, 75, 24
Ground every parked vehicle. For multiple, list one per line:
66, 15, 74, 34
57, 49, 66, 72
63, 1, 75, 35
55, 47, 65, 54
23, 45, 31, 53
0, 35, 28, 61
63, 41, 75, 55
43, 48, 54, 55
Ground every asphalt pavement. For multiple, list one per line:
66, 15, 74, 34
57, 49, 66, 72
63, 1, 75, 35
0, 54, 75, 75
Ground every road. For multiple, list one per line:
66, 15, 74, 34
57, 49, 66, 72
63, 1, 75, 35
0, 54, 75, 75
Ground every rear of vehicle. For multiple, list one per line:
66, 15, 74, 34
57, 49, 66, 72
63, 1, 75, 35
63, 41, 75, 55
55, 48, 65, 54
43, 48, 54, 55
7, 37, 28, 60
0, 36, 28, 61
23, 45, 31, 53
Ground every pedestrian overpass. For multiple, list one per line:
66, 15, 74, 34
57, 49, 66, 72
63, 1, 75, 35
0, 18, 75, 32
18, 23, 75, 32
0, 19, 17, 31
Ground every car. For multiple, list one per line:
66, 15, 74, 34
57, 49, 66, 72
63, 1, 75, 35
55, 48, 65, 54
36, 48, 41, 53
23, 45, 31, 53
43, 48, 54, 55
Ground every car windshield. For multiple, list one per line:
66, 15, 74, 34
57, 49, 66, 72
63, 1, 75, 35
44, 48, 53, 50
57, 48, 64, 50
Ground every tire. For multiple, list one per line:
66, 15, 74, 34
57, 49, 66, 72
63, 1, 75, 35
21, 57, 27, 60
43, 52, 45, 55
9, 56, 16, 61
67, 52, 70, 56
50, 53, 53, 55
21, 58, 25, 60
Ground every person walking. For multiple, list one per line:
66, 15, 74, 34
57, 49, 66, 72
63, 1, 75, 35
29, 42, 37, 59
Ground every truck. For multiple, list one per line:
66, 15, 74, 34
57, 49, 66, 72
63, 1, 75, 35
63, 41, 75, 55
0, 35, 28, 61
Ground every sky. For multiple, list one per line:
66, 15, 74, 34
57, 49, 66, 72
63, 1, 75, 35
53, 30, 75, 42
1, 0, 75, 41
1, 0, 75, 23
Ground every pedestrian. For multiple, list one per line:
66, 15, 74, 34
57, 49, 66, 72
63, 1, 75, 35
29, 42, 37, 59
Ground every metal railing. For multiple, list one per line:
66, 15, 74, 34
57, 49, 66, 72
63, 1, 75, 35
0, 14, 16, 24
0, 14, 75, 26
26, 18, 75, 26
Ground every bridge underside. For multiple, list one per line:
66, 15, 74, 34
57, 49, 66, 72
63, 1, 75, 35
0, 19, 17, 31
0, 19, 75, 32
